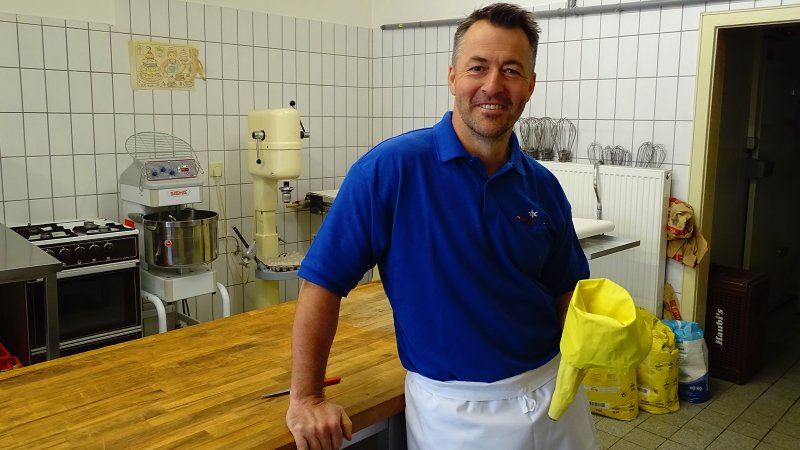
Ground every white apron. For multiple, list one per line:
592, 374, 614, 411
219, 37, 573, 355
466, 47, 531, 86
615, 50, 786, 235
404, 354, 598, 450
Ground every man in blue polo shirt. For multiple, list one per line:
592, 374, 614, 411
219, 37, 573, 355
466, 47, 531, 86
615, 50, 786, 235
286, 3, 596, 449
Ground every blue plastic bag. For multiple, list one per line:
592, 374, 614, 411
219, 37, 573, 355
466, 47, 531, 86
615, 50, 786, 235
662, 320, 710, 403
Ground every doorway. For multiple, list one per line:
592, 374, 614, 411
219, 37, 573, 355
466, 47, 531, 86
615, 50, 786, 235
685, 5, 800, 325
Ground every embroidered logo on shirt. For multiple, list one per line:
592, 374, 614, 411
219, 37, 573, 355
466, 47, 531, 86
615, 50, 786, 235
516, 209, 538, 225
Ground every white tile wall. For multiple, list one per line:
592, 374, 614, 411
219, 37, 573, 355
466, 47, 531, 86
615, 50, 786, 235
18, 24, 43, 68
33, 113, 56, 154
0, 0, 373, 316
0, 0, 791, 314
367, 0, 800, 305
0, 113, 25, 156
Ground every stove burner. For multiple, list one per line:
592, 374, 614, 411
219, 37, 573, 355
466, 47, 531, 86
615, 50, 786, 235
12, 220, 132, 242
11, 223, 71, 240
71, 222, 129, 236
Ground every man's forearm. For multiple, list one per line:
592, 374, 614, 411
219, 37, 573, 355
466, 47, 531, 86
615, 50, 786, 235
289, 280, 344, 401
557, 290, 573, 329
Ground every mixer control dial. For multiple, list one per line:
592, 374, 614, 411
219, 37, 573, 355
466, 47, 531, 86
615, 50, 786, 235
89, 244, 101, 256
74, 246, 87, 258
160, 167, 166, 172
58, 248, 72, 260
103, 242, 115, 253
45, 249, 55, 257
152, 171, 158, 177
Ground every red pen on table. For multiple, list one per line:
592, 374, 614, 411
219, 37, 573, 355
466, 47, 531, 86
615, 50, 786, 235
261, 376, 342, 399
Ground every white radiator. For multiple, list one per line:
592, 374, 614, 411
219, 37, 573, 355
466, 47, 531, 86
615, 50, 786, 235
540, 162, 672, 316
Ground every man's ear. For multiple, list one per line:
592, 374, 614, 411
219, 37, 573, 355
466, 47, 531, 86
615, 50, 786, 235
527, 71, 537, 100
448, 65, 456, 96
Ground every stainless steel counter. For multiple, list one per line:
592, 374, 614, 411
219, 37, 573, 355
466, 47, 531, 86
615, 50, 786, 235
580, 234, 640, 260
0, 222, 62, 360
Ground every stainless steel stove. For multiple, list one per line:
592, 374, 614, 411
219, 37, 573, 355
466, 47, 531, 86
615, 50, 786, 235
0, 219, 142, 365
12, 219, 139, 268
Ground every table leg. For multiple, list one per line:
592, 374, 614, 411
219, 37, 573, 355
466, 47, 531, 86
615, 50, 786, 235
44, 273, 60, 360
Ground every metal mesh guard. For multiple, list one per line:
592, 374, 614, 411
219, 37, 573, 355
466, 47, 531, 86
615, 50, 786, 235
124, 132, 194, 162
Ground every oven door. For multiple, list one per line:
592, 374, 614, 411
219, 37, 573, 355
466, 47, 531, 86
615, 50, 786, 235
28, 260, 142, 348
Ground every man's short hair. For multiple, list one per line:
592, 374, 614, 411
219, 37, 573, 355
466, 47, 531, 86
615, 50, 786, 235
452, 2, 541, 71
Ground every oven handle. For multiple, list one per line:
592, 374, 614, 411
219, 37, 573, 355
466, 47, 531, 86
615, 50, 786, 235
57, 260, 139, 279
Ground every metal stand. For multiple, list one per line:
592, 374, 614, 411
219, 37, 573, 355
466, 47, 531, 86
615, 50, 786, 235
141, 281, 230, 334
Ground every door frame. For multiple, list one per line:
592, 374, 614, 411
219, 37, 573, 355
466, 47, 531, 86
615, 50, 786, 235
684, 4, 800, 324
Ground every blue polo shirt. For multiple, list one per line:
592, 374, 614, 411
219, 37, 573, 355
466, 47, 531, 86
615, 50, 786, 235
299, 112, 589, 382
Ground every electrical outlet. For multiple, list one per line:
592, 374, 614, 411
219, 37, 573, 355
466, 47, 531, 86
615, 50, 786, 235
210, 162, 223, 178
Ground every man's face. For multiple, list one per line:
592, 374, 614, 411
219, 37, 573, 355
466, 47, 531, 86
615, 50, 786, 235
448, 20, 536, 144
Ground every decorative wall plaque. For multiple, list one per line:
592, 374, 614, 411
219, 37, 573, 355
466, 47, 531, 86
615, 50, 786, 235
128, 40, 206, 90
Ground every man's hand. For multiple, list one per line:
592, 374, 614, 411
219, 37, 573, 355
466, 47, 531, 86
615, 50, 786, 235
288, 281, 351, 449
286, 397, 353, 450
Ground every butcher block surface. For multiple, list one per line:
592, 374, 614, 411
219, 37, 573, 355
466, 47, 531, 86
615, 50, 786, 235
0, 282, 405, 449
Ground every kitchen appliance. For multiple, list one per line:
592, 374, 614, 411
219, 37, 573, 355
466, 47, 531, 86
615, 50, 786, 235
306, 190, 338, 215
246, 106, 308, 307
142, 209, 218, 267
0, 219, 142, 365
119, 132, 229, 333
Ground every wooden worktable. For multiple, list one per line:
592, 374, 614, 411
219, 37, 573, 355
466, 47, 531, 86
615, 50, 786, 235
0, 282, 405, 449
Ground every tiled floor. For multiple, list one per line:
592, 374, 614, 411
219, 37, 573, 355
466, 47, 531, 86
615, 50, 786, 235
594, 301, 800, 450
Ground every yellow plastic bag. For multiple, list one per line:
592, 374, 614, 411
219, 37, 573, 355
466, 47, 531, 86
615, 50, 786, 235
583, 368, 639, 420
549, 278, 652, 420
636, 308, 680, 414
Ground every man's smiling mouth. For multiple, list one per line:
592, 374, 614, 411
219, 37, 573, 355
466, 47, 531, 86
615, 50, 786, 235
477, 104, 505, 110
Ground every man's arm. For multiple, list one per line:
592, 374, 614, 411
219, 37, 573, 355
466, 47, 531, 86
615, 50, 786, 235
286, 280, 353, 450
557, 290, 574, 329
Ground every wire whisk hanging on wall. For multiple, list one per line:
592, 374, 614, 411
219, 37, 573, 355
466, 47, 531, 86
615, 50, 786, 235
535, 117, 556, 160
517, 117, 538, 159
554, 118, 576, 162
635, 142, 667, 168
519, 117, 579, 162
587, 141, 603, 165
602, 145, 632, 166
587, 141, 632, 166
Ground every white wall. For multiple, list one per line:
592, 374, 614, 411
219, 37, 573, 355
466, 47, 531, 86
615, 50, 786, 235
372, 0, 552, 27
189, 0, 373, 28
0, 0, 115, 24
0, 0, 373, 28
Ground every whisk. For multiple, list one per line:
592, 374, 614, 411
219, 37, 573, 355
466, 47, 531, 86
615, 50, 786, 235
601, 145, 632, 166
517, 118, 537, 158
535, 117, 556, 160
587, 142, 603, 165
635, 142, 667, 168
554, 118, 576, 162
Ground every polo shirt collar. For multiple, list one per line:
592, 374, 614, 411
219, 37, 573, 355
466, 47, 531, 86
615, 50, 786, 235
434, 112, 527, 176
